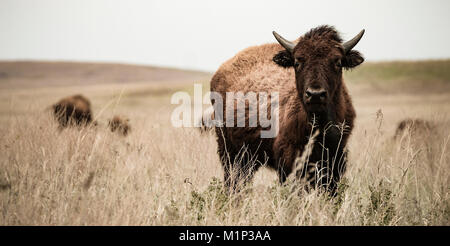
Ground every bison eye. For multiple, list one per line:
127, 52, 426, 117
294, 58, 304, 70
335, 58, 342, 69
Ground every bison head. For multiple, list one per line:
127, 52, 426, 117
272, 26, 364, 121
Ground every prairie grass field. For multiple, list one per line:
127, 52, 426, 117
0, 60, 449, 225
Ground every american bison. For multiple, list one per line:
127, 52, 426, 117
52, 94, 93, 128
211, 25, 365, 194
108, 115, 131, 136
394, 118, 433, 139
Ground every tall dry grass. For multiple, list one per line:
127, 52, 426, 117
0, 95, 448, 225
0, 60, 449, 225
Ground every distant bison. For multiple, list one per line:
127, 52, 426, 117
52, 94, 93, 128
394, 118, 434, 139
108, 115, 131, 136
211, 25, 365, 194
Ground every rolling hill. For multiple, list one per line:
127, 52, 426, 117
0, 61, 212, 89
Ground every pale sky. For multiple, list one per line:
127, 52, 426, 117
1, 0, 449, 72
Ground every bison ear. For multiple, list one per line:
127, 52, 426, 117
273, 50, 294, 68
342, 50, 364, 69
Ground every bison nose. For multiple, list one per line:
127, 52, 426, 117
305, 88, 327, 102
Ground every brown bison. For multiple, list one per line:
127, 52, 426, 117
395, 118, 433, 137
108, 115, 131, 136
211, 25, 365, 195
52, 94, 93, 128
394, 118, 434, 139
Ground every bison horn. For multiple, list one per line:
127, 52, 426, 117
343, 29, 365, 53
273, 31, 296, 53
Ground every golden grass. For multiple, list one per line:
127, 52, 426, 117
0, 61, 449, 225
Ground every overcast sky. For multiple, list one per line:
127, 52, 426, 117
1, 0, 449, 72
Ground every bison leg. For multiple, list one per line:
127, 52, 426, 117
277, 164, 293, 184
274, 146, 296, 184
223, 159, 258, 193
327, 150, 348, 196
220, 148, 259, 193
312, 148, 347, 196
215, 127, 238, 192
216, 127, 260, 193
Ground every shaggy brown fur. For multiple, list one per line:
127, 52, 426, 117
52, 94, 93, 128
211, 26, 364, 195
108, 116, 131, 136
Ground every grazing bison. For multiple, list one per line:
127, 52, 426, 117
108, 115, 131, 136
211, 25, 365, 194
52, 94, 93, 128
394, 118, 434, 139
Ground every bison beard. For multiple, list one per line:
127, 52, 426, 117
211, 25, 364, 196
